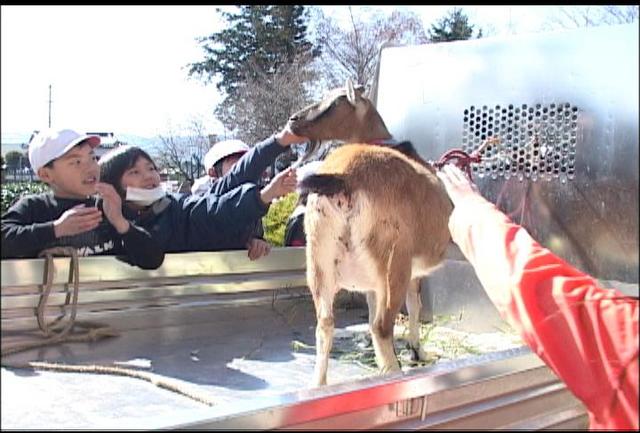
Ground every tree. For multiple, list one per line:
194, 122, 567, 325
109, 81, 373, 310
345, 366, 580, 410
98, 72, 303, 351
427, 8, 483, 43
188, 6, 318, 99
217, 51, 317, 146
311, 6, 428, 90
543, 5, 638, 30
154, 119, 211, 185
188, 6, 319, 147
4, 151, 28, 170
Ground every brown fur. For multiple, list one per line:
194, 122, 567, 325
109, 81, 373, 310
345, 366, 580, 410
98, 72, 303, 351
291, 80, 452, 386
303, 144, 452, 386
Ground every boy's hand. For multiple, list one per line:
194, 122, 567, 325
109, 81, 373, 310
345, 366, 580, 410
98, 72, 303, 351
95, 182, 130, 234
260, 167, 297, 205
275, 126, 308, 147
246, 238, 271, 261
53, 204, 102, 238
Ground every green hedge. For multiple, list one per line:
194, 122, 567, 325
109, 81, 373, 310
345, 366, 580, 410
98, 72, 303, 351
1, 181, 50, 214
262, 192, 299, 247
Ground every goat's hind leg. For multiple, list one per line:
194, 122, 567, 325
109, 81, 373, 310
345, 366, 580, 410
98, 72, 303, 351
405, 277, 429, 362
307, 247, 339, 387
369, 252, 412, 375
311, 286, 338, 387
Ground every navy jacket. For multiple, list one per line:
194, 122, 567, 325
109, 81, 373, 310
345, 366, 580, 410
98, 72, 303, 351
126, 135, 287, 253
1, 193, 164, 269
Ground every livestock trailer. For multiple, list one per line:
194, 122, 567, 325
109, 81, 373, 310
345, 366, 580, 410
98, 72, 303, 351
1, 22, 638, 429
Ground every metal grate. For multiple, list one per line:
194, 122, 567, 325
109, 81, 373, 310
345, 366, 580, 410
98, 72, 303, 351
461, 103, 578, 181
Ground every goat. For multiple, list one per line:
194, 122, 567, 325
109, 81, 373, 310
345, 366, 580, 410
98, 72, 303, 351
289, 80, 453, 386
289, 80, 392, 165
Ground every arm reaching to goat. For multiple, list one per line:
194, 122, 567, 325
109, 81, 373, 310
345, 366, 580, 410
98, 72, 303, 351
436, 164, 638, 431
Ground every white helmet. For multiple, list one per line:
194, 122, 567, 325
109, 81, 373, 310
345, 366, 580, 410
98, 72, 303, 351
204, 139, 250, 170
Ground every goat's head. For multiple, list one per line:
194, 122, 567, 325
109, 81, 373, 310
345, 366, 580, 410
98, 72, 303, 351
288, 79, 392, 145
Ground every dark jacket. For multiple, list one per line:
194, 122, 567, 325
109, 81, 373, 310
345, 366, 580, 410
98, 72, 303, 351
1, 193, 164, 269
284, 204, 306, 247
127, 135, 287, 253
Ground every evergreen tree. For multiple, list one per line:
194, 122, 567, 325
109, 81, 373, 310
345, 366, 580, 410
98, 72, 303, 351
188, 6, 317, 100
427, 8, 482, 43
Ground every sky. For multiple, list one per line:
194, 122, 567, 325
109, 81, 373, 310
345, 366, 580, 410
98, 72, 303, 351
1, 5, 558, 141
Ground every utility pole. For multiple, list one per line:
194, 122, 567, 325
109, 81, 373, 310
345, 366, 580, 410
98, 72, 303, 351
48, 84, 52, 128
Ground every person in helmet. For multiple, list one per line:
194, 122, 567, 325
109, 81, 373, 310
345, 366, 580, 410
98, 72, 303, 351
191, 138, 277, 260
191, 139, 250, 196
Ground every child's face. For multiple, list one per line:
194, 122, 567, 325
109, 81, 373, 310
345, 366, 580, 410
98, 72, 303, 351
120, 156, 160, 190
210, 154, 243, 179
38, 142, 99, 199
221, 154, 242, 176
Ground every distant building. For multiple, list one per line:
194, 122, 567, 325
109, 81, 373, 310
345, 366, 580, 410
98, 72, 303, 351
0, 133, 30, 157
85, 132, 125, 159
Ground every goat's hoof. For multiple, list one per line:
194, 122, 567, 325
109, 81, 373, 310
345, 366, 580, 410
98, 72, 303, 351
410, 347, 420, 362
312, 378, 327, 387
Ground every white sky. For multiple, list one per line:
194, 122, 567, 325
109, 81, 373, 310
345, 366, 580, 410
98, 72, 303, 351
1, 5, 557, 139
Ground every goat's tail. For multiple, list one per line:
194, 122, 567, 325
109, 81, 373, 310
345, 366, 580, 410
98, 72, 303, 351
299, 174, 348, 197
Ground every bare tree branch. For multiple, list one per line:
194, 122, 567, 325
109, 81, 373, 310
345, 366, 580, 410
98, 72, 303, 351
543, 5, 638, 30
154, 118, 212, 184
312, 7, 428, 89
216, 52, 318, 146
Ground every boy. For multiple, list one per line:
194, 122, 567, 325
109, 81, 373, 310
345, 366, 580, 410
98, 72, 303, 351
191, 139, 270, 260
1, 128, 163, 269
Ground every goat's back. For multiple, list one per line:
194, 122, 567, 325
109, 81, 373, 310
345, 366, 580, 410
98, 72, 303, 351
306, 143, 453, 269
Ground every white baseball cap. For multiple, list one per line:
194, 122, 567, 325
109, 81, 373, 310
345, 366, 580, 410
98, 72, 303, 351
204, 139, 250, 170
28, 128, 101, 173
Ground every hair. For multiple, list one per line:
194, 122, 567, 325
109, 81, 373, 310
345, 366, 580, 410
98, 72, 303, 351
99, 145, 157, 198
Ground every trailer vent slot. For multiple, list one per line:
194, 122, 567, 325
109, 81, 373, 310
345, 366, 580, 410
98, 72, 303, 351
461, 103, 578, 181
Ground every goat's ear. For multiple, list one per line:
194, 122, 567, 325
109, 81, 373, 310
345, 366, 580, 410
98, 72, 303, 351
346, 78, 357, 106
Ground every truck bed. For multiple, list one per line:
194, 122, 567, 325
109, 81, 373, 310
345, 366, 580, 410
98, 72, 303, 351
1, 250, 589, 429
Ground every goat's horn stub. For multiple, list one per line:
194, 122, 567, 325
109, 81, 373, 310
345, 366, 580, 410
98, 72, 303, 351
346, 78, 356, 106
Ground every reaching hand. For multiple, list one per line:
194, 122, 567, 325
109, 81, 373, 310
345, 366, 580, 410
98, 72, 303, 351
260, 167, 298, 205
275, 126, 308, 147
435, 164, 481, 207
53, 204, 103, 238
246, 238, 271, 261
95, 182, 130, 234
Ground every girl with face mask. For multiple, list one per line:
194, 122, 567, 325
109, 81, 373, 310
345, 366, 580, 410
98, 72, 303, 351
98, 128, 307, 254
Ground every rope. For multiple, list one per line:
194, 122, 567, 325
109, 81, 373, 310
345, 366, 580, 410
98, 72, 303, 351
1, 246, 218, 406
431, 136, 501, 180
18, 362, 218, 406
1, 247, 118, 357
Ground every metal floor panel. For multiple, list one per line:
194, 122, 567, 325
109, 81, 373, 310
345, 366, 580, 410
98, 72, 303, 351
1, 292, 371, 429
1, 290, 584, 430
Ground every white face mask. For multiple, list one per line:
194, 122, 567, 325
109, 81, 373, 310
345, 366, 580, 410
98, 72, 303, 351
125, 186, 166, 206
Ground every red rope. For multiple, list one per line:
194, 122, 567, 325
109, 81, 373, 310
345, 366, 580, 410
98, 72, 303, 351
431, 148, 482, 180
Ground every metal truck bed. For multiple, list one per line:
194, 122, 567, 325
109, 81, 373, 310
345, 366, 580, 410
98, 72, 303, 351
1, 249, 588, 429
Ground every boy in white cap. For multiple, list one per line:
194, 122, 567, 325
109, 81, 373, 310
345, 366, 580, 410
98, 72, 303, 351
1, 128, 163, 269
192, 139, 273, 259
191, 139, 250, 195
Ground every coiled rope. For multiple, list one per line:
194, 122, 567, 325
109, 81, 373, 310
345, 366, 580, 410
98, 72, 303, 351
1, 246, 217, 406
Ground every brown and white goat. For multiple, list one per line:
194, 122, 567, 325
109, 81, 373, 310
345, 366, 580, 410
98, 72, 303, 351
289, 80, 453, 386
